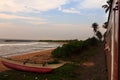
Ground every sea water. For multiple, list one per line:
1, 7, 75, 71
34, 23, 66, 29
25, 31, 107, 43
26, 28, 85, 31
0, 42, 61, 57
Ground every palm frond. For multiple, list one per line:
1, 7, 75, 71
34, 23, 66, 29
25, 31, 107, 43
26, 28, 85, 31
102, 5, 108, 9
105, 7, 110, 13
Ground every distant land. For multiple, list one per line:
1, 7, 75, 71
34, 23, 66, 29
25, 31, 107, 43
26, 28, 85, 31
0, 39, 76, 42
0, 39, 39, 42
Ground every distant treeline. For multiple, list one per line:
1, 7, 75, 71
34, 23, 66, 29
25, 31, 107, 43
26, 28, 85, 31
38, 40, 77, 42
3, 40, 38, 42
0, 39, 78, 42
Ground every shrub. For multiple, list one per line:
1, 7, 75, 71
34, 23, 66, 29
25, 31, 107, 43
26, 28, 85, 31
52, 37, 99, 58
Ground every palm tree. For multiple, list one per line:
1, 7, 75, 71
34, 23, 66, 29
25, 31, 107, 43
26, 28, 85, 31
102, 0, 112, 13
92, 23, 103, 41
92, 23, 98, 34
96, 31, 102, 41
102, 22, 108, 29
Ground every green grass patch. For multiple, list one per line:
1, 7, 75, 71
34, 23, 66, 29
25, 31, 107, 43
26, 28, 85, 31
79, 47, 99, 62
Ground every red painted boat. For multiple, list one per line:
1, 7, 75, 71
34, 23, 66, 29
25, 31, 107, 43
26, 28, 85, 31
0, 57, 65, 73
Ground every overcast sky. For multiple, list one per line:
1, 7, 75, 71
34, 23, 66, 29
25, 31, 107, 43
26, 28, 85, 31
0, 0, 107, 40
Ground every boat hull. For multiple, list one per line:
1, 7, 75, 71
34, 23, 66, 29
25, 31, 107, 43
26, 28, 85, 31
1, 61, 53, 73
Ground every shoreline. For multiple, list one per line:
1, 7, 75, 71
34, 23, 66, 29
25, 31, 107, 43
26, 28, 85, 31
0, 49, 54, 72
0, 41, 62, 57
2, 48, 55, 57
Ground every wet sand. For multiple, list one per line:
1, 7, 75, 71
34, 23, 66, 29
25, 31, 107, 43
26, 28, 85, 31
0, 49, 54, 72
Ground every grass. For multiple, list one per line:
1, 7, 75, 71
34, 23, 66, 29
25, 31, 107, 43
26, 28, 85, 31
79, 47, 99, 62
0, 63, 79, 80
56, 46, 99, 63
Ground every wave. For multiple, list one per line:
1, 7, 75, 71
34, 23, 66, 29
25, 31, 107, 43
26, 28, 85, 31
0, 42, 61, 57
0, 42, 47, 47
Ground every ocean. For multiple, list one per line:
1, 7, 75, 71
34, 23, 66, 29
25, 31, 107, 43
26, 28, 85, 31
0, 42, 61, 57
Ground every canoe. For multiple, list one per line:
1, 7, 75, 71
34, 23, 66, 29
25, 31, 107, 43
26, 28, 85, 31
0, 57, 65, 73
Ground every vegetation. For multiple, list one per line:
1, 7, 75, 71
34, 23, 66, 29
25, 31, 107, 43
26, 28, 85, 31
38, 40, 73, 42
91, 22, 103, 41
2, 39, 73, 43
102, 22, 108, 41
96, 31, 102, 41
102, 0, 112, 13
52, 37, 99, 58
102, 0, 113, 41
92, 23, 98, 34
103, 22, 108, 29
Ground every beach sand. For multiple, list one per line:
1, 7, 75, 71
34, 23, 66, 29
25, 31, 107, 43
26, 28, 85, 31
0, 49, 54, 72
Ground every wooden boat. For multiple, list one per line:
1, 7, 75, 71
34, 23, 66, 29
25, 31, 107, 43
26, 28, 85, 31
0, 57, 65, 73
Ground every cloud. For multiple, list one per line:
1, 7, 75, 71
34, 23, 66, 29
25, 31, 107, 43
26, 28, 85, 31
0, 13, 44, 20
0, 13, 48, 25
80, 0, 106, 9
0, 0, 68, 13
0, 22, 14, 27
0, 0, 106, 14
29, 21, 48, 25
58, 7, 80, 14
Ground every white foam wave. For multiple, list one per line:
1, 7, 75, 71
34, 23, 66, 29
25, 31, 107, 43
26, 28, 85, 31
0, 42, 41, 47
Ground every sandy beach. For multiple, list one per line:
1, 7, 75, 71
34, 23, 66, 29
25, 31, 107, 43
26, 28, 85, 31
0, 49, 54, 72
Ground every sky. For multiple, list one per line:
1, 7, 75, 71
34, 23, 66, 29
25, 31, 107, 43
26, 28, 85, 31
0, 0, 107, 40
